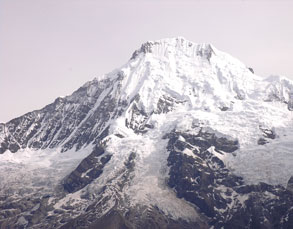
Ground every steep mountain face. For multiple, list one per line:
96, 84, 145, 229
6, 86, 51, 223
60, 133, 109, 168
1, 37, 293, 228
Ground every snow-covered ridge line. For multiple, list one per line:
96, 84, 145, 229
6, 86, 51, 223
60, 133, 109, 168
131, 36, 217, 60
1, 36, 293, 155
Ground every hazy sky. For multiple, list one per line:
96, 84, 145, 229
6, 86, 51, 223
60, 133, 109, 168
0, 0, 292, 122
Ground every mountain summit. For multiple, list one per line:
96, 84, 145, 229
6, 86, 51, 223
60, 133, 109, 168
1, 37, 293, 228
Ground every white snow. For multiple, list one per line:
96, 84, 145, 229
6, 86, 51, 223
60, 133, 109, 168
83, 120, 200, 221
53, 190, 86, 211
0, 146, 92, 198
224, 127, 293, 186
208, 146, 226, 161
101, 37, 293, 188
182, 148, 196, 158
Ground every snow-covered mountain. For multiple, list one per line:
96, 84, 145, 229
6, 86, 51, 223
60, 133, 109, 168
1, 37, 293, 228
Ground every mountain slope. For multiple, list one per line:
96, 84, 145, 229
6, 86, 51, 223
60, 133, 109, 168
1, 37, 293, 228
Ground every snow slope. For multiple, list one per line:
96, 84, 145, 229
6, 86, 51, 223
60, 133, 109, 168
0, 146, 92, 198
102, 36, 293, 186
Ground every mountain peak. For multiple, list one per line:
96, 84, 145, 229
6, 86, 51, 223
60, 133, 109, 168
1, 37, 293, 229
131, 37, 215, 60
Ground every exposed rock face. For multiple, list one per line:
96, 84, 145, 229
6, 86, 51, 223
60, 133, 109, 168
0, 76, 125, 153
287, 176, 293, 193
63, 145, 111, 193
166, 131, 293, 228
288, 93, 293, 111
125, 95, 149, 133
248, 67, 254, 73
60, 207, 205, 229
257, 126, 276, 145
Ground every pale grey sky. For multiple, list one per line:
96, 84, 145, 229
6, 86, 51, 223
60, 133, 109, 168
0, 0, 292, 122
